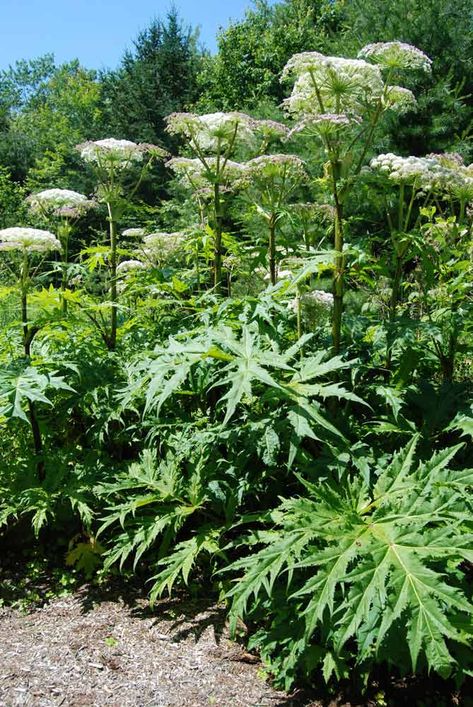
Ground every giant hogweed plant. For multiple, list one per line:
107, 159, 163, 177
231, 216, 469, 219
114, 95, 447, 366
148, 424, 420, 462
76, 138, 166, 350
224, 436, 473, 689
98, 319, 365, 597
0, 227, 64, 482
165, 112, 288, 291
282, 42, 432, 353
368, 152, 473, 377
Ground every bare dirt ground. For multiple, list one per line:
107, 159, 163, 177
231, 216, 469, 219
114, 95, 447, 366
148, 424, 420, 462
0, 589, 317, 707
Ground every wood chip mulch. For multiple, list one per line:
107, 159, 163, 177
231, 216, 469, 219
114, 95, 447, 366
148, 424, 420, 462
0, 591, 319, 707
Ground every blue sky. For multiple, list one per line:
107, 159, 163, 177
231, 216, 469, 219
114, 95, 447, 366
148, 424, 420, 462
0, 0, 262, 71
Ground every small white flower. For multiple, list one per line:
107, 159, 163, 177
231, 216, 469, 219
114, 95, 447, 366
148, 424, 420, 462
0, 227, 61, 253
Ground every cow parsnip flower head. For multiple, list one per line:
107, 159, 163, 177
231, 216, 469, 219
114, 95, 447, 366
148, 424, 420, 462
282, 52, 384, 118
0, 227, 61, 253
77, 138, 166, 169
27, 188, 94, 219
291, 202, 336, 221
427, 154, 473, 202
166, 111, 257, 153
255, 119, 290, 142
358, 42, 432, 73
28, 188, 88, 210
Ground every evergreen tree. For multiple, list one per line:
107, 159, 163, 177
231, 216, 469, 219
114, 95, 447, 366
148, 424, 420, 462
99, 9, 203, 147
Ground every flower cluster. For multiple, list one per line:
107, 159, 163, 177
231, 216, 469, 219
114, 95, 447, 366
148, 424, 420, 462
0, 227, 61, 253
168, 156, 246, 193
242, 154, 308, 182
116, 259, 147, 274
165, 112, 256, 153
290, 202, 336, 222
287, 113, 359, 140
142, 231, 187, 263
288, 290, 334, 320
256, 119, 290, 143
77, 138, 166, 170
358, 42, 432, 73
370, 152, 473, 197
384, 85, 417, 114
166, 112, 291, 155
282, 52, 384, 118
27, 188, 93, 218
122, 227, 147, 238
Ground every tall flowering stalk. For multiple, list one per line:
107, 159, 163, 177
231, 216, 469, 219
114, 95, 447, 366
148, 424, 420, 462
0, 227, 61, 482
165, 113, 288, 292
77, 139, 166, 349
282, 42, 431, 353
369, 151, 473, 373
240, 154, 308, 285
27, 188, 94, 313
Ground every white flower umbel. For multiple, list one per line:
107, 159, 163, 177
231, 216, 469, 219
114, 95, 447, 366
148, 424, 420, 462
166, 112, 257, 154
287, 113, 360, 140
305, 289, 334, 307
244, 154, 308, 181
122, 227, 147, 238
143, 232, 186, 263
383, 86, 417, 114
117, 259, 147, 274
370, 153, 452, 191
168, 157, 246, 191
358, 42, 432, 73
282, 53, 384, 118
77, 138, 166, 170
0, 227, 61, 253
27, 188, 89, 213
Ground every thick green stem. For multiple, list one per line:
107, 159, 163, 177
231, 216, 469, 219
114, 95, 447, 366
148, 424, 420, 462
108, 205, 118, 350
29, 400, 45, 483
296, 290, 303, 340
21, 252, 45, 483
60, 221, 71, 315
331, 188, 344, 355
213, 183, 224, 292
389, 255, 404, 321
268, 214, 277, 286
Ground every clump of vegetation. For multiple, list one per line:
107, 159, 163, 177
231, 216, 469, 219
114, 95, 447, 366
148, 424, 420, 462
0, 1, 472, 697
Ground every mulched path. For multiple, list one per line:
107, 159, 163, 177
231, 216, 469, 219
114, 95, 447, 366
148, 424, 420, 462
0, 590, 317, 707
